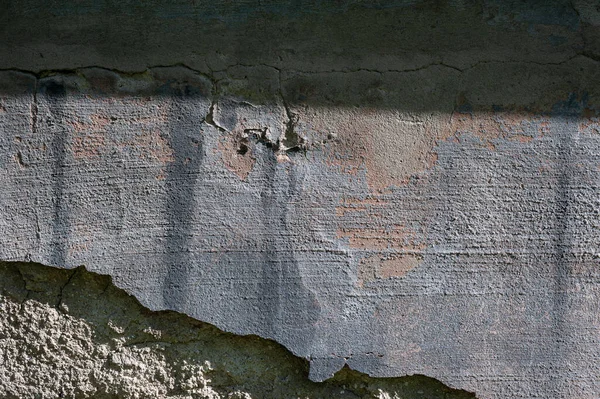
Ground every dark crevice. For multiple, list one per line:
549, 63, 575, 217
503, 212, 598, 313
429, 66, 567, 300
236, 140, 249, 155
56, 267, 78, 311
205, 99, 227, 132
30, 77, 38, 135
2, 52, 600, 82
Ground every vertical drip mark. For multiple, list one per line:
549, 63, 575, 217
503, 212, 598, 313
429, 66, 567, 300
31, 77, 38, 135
551, 117, 575, 397
41, 78, 69, 268
257, 149, 320, 351
162, 96, 204, 311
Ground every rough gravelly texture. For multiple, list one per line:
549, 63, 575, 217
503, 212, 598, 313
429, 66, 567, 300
2, 1, 600, 398
0, 261, 475, 399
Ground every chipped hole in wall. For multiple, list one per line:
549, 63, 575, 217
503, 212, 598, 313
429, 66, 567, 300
237, 141, 249, 155
244, 128, 274, 149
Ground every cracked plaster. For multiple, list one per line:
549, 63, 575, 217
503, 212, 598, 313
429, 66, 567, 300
2, 1, 600, 398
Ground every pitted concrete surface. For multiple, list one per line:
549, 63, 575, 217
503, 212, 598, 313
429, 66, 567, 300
2, 1, 600, 398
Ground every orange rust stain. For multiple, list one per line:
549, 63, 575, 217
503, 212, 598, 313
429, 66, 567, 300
72, 134, 106, 159
357, 253, 423, 286
319, 109, 548, 192
579, 119, 600, 134
218, 131, 256, 181
442, 111, 546, 145
66, 100, 175, 164
337, 226, 424, 251
134, 128, 174, 164
336, 194, 426, 284
335, 197, 388, 216
378, 255, 422, 279
68, 112, 111, 160
68, 112, 111, 133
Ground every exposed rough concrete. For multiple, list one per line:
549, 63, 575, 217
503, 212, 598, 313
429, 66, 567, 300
0, 261, 475, 399
2, 1, 600, 398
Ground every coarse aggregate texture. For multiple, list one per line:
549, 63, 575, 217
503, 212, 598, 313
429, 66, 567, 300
2, 1, 600, 398
0, 261, 475, 399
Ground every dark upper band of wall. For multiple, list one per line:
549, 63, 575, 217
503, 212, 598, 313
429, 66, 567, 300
1, 0, 600, 112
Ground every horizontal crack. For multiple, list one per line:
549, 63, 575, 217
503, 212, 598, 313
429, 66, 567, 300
1, 51, 598, 80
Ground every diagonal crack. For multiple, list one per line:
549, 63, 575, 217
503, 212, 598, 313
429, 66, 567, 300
276, 67, 306, 153
56, 267, 78, 311
205, 99, 228, 133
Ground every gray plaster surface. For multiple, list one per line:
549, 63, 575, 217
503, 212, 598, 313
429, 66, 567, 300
2, 1, 600, 398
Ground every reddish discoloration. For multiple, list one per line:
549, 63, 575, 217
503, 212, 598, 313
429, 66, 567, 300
315, 108, 549, 193
512, 134, 534, 143
337, 226, 422, 251
321, 108, 424, 192
335, 197, 388, 216
68, 112, 112, 160
156, 171, 167, 180
67, 241, 90, 257
218, 130, 256, 181
357, 253, 423, 286
69, 113, 111, 160
66, 102, 175, 164
579, 118, 600, 134
68, 224, 93, 257
442, 111, 549, 147
68, 112, 111, 134
316, 109, 551, 280
336, 195, 426, 285
72, 134, 106, 159
133, 128, 175, 164
378, 255, 422, 278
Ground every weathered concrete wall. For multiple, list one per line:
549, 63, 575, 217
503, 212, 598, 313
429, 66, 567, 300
2, 1, 600, 398
0, 261, 475, 398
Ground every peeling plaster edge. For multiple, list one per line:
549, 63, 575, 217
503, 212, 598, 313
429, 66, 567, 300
0, 259, 479, 398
